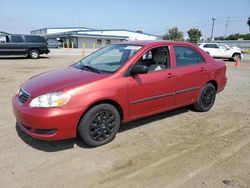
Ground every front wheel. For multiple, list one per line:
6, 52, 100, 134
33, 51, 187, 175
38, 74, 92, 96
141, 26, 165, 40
78, 104, 121, 147
193, 83, 216, 112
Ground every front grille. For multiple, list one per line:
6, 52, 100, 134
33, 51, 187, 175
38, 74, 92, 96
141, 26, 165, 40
18, 88, 31, 104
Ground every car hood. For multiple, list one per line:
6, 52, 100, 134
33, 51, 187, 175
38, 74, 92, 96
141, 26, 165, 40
230, 46, 242, 51
21, 66, 109, 97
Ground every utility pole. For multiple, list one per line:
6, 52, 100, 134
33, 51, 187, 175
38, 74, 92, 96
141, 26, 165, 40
224, 17, 230, 38
210, 18, 216, 41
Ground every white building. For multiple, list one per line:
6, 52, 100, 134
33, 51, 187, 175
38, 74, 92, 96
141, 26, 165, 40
31, 27, 160, 48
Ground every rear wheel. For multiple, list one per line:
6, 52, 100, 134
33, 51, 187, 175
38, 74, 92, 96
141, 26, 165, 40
78, 103, 121, 147
29, 49, 40, 59
232, 53, 241, 62
193, 83, 216, 112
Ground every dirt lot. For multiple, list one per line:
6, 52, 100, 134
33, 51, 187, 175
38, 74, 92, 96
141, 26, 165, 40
0, 55, 250, 188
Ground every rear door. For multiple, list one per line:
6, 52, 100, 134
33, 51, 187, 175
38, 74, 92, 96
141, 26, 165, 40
203, 44, 219, 57
173, 45, 208, 105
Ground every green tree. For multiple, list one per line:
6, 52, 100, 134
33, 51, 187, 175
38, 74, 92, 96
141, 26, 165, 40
215, 33, 250, 40
163, 27, 184, 41
214, 36, 225, 40
247, 17, 250, 30
187, 28, 202, 43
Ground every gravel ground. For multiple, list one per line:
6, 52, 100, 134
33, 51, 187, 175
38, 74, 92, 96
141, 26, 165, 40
0, 55, 250, 188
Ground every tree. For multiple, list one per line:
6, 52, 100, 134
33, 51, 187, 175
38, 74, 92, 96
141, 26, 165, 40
163, 27, 184, 41
214, 33, 250, 40
187, 28, 202, 43
247, 17, 250, 30
214, 36, 225, 40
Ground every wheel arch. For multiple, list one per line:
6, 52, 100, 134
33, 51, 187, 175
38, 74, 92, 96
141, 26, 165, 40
206, 80, 218, 91
28, 48, 40, 53
231, 52, 241, 58
77, 99, 124, 129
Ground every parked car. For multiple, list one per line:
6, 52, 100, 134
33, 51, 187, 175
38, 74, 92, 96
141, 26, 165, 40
0, 34, 50, 59
198, 43, 243, 61
47, 41, 62, 48
13, 41, 227, 147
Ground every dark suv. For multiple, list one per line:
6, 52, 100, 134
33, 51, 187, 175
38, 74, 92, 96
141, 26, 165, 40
0, 34, 50, 59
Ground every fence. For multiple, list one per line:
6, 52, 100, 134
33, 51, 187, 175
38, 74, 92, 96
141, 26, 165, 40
214, 40, 250, 49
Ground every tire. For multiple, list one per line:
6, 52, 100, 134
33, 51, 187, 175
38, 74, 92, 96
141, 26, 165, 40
29, 49, 40, 59
232, 53, 241, 62
193, 83, 216, 112
78, 103, 121, 147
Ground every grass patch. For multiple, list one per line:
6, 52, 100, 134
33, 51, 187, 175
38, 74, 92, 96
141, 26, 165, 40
243, 49, 250, 54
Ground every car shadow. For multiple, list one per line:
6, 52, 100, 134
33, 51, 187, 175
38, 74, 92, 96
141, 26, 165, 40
119, 107, 189, 133
15, 106, 190, 152
15, 123, 91, 152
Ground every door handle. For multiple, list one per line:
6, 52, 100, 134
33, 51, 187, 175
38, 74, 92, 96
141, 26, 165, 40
166, 73, 174, 78
200, 67, 206, 72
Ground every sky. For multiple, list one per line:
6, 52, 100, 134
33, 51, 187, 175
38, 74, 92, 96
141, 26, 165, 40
0, 0, 249, 39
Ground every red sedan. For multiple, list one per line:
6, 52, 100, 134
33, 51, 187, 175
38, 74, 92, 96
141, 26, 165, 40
12, 41, 227, 147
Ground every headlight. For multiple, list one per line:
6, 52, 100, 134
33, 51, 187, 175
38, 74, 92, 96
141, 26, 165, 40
29, 92, 71, 108
17, 88, 20, 95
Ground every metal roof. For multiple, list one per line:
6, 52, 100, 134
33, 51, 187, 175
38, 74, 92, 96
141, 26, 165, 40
45, 32, 128, 39
30, 27, 159, 37
30, 26, 93, 32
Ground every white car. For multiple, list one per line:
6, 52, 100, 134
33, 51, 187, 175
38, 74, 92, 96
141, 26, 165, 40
198, 43, 243, 61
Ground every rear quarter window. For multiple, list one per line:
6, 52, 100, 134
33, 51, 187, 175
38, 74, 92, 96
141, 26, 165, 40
25, 36, 46, 43
174, 46, 204, 67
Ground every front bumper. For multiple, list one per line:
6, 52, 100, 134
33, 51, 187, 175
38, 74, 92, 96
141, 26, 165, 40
12, 95, 83, 141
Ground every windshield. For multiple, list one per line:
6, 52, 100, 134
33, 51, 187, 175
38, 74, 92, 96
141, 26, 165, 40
74, 44, 142, 73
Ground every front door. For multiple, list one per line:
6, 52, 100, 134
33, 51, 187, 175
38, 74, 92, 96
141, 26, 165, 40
128, 46, 176, 120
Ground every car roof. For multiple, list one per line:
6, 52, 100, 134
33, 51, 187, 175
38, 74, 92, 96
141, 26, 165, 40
118, 40, 196, 47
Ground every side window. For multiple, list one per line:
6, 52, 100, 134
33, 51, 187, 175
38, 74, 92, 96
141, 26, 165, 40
203, 44, 210, 48
10, 35, 24, 43
135, 46, 170, 72
174, 46, 204, 67
106, 40, 111, 45
218, 45, 226, 49
97, 39, 102, 45
25, 36, 46, 43
0, 36, 7, 43
203, 44, 218, 48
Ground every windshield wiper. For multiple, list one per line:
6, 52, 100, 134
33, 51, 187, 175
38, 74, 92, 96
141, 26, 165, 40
80, 65, 101, 74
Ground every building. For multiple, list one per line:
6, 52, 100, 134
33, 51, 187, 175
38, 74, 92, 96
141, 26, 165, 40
30, 27, 160, 48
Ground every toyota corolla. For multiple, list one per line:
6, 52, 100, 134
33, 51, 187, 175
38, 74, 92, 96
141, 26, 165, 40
12, 41, 227, 147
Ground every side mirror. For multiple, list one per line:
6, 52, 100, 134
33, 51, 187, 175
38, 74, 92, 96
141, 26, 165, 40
130, 65, 148, 75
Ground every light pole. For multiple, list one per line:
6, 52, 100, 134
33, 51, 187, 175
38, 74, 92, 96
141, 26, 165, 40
211, 18, 216, 41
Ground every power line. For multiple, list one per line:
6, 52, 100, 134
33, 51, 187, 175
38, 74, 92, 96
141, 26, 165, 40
177, 16, 247, 30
